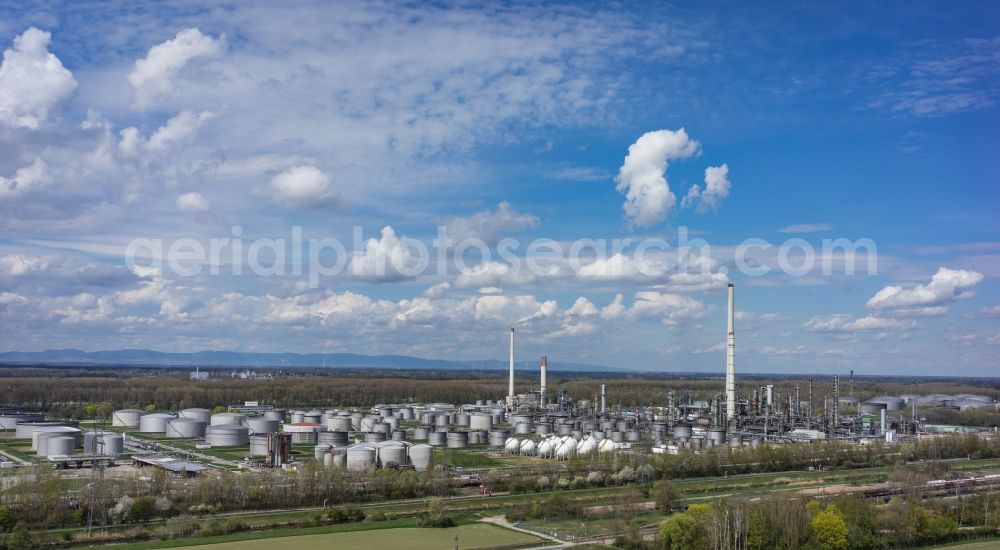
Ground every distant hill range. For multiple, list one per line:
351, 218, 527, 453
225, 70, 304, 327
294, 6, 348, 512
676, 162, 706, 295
0, 348, 622, 372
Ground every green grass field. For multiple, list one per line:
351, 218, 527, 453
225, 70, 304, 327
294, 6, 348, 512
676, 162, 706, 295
923, 540, 1000, 549
152, 524, 540, 550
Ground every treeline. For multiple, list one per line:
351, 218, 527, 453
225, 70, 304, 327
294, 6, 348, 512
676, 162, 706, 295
638, 490, 1000, 550
0, 370, 994, 415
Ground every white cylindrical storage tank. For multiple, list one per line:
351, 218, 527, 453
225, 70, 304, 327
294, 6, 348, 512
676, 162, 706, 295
291, 411, 305, 423
391, 430, 406, 441
535, 423, 552, 435
84, 431, 98, 454
320, 431, 350, 446
323, 452, 334, 467
18, 420, 78, 440
46, 435, 76, 457
346, 446, 376, 471
35, 432, 56, 456
327, 415, 352, 433
314, 444, 332, 460
398, 407, 414, 420
409, 444, 433, 471
515, 422, 532, 434
469, 414, 493, 431
434, 414, 452, 428
210, 412, 244, 426
489, 430, 509, 448
112, 409, 146, 428
350, 413, 364, 430
249, 435, 269, 456
205, 425, 250, 446
139, 413, 175, 433
98, 433, 123, 456
379, 445, 407, 468
304, 411, 323, 424
165, 418, 207, 438
455, 413, 471, 426
427, 431, 446, 446
364, 432, 387, 443
413, 426, 431, 440
0, 413, 43, 430
178, 408, 212, 422
264, 409, 286, 421
610, 431, 625, 443
245, 418, 280, 435
672, 423, 693, 440
626, 430, 641, 442
446, 432, 469, 448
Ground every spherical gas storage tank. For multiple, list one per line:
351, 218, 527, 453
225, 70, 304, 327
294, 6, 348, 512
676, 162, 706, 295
598, 439, 618, 453
210, 412, 244, 426
178, 408, 212, 422
346, 445, 376, 471
504, 437, 521, 453
264, 409, 286, 421
98, 433, 123, 456
205, 425, 250, 446
519, 439, 537, 456
244, 418, 280, 435
409, 444, 433, 471
165, 418, 207, 438
139, 413, 175, 433
112, 409, 146, 428
45, 435, 77, 457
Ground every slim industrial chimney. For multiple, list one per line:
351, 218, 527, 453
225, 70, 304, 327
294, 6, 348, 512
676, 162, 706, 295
507, 328, 515, 409
600, 384, 607, 414
540, 355, 547, 407
725, 283, 736, 420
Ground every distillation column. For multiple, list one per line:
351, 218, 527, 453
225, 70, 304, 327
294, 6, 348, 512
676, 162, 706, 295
725, 283, 736, 421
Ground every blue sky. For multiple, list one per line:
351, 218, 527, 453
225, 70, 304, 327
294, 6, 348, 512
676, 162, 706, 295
0, 1, 997, 375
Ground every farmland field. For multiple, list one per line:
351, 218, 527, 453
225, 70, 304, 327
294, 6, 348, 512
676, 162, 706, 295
149, 524, 541, 550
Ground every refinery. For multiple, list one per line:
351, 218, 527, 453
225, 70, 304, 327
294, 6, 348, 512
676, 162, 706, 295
4, 284, 995, 479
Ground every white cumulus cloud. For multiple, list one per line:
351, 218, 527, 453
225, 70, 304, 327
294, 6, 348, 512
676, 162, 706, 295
615, 129, 700, 227
0, 159, 49, 197
128, 28, 223, 107
0, 28, 77, 129
681, 164, 731, 212
269, 165, 339, 210
866, 267, 984, 311
176, 192, 209, 212
349, 226, 424, 282
445, 202, 538, 244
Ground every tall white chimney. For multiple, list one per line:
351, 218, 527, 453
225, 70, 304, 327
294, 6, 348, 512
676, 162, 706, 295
507, 328, 515, 409
600, 384, 607, 414
726, 283, 736, 420
540, 355, 547, 407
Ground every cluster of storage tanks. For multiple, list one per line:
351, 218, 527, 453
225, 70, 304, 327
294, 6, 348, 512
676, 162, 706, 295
502, 433, 621, 459
6, 417, 124, 459
312, 441, 434, 472
859, 394, 996, 413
